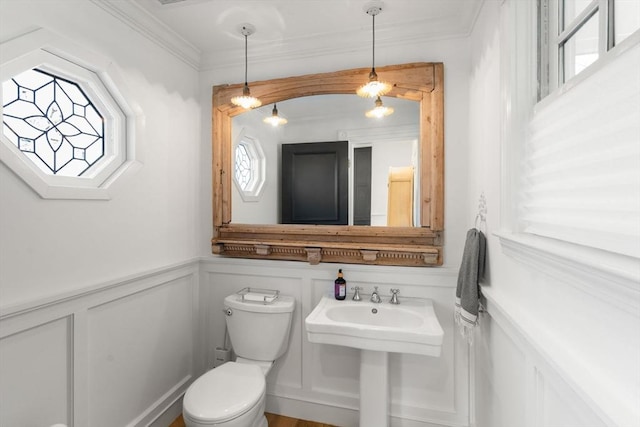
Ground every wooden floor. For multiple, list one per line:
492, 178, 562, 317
170, 413, 336, 427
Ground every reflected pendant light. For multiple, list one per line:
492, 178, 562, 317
231, 24, 262, 109
365, 96, 394, 118
357, 2, 392, 98
263, 104, 288, 127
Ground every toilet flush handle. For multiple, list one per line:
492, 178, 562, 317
223, 307, 233, 316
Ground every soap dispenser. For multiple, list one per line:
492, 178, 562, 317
334, 269, 346, 300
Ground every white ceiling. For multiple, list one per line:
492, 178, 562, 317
109, 0, 484, 70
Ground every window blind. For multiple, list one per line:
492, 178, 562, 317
522, 40, 640, 258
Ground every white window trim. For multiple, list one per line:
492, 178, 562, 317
542, 0, 639, 98
0, 28, 143, 200
550, 0, 607, 89
233, 128, 265, 202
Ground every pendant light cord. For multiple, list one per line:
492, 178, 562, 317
244, 32, 249, 86
371, 13, 376, 73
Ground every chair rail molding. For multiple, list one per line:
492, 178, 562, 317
496, 231, 640, 315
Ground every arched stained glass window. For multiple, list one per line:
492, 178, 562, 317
2, 68, 105, 177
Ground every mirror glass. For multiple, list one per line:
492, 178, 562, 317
231, 94, 420, 226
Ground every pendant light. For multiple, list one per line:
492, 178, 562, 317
231, 24, 262, 109
263, 104, 288, 127
357, 2, 392, 98
365, 96, 394, 118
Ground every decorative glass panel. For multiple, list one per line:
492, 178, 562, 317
562, 12, 600, 82
2, 68, 104, 177
614, 0, 640, 45
235, 143, 252, 191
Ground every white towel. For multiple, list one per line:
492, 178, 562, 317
455, 228, 486, 344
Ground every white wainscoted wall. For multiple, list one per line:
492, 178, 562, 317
200, 259, 468, 427
0, 262, 202, 427
0, 1, 202, 426
467, 1, 640, 427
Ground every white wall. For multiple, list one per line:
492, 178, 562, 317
467, 2, 640, 427
198, 25, 473, 427
0, 1, 201, 307
0, 1, 203, 426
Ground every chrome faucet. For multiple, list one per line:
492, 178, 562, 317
370, 286, 382, 303
352, 286, 362, 301
389, 288, 400, 304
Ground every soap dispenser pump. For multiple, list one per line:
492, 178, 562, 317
334, 269, 346, 300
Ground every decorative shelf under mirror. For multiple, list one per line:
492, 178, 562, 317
211, 62, 444, 266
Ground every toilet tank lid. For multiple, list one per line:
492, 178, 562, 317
183, 362, 265, 423
225, 294, 295, 313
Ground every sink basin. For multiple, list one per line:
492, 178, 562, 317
305, 295, 444, 356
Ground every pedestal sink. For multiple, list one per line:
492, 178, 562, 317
305, 295, 444, 427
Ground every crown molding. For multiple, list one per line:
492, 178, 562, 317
89, 0, 201, 70
93, 0, 483, 73
199, 11, 482, 72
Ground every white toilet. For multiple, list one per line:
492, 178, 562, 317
183, 289, 295, 427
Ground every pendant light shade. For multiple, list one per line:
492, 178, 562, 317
231, 24, 262, 109
365, 96, 394, 118
232, 84, 261, 109
357, 3, 392, 98
263, 104, 288, 127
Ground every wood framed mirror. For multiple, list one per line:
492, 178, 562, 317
212, 62, 444, 266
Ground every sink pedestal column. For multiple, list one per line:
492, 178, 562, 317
360, 350, 389, 427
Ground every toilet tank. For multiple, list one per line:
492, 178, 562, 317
224, 291, 295, 361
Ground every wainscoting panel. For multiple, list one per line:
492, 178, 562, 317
536, 366, 608, 427
0, 261, 201, 427
87, 275, 195, 427
201, 258, 467, 427
474, 290, 611, 427
0, 316, 71, 427
473, 310, 527, 427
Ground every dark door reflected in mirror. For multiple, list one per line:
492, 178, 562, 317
353, 146, 372, 226
281, 140, 349, 225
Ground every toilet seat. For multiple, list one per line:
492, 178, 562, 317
183, 362, 265, 424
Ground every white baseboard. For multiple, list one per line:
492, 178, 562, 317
147, 395, 184, 427
266, 394, 359, 427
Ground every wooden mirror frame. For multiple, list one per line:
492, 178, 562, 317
212, 62, 444, 266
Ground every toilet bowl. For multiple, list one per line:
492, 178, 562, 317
183, 362, 267, 427
182, 289, 295, 427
